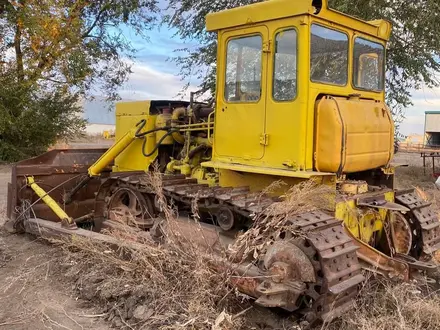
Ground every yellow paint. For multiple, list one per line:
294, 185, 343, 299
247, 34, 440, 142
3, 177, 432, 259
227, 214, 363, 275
89, 126, 138, 176
206, 0, 391, 42
219, 169, 305, 194
336, 191, 394, 242
315, 97, 394, 173
102, 131, 113, 139
156, 113, 175, 145
202, 161, 335, 179
113, 101, 158, 172
27, 176, 73, 224
207, 0, 392, 177
171, 108, 186, 144
339, 182, 369, 195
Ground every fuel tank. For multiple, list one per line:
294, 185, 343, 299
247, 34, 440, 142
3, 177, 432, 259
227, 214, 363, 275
314, 96, 394, 173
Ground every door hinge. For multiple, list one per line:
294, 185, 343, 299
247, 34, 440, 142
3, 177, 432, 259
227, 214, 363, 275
260, 133, 269, 146
263, 40, 272, 53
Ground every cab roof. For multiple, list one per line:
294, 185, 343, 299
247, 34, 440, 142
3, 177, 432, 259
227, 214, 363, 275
206, 0, 391, 41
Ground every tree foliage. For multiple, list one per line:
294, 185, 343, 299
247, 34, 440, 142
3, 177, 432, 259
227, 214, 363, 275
0, 0, 158, 161
166, 0, 440, 127
0, 69, 85, 162
1, 0, 158, 100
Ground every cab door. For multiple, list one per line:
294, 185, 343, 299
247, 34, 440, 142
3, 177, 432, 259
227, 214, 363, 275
214, 26, 269, 161
264, 19, 306, 170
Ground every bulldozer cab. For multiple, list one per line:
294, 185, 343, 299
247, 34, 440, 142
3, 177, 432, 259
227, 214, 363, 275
206, 0, 392, 174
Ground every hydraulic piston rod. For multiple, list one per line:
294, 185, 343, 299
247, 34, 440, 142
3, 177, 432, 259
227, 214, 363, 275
26, 176, 77, 229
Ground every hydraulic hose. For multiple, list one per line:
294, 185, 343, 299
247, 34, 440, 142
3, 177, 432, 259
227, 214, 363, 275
135, 119, 181, 158
141, 129, 179, 158
134, 119, 171, 138
65, 120, 175, 205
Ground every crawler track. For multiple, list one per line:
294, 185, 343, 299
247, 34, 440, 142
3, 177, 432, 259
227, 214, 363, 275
396, 190, 440, 257
94, 174, 364, 322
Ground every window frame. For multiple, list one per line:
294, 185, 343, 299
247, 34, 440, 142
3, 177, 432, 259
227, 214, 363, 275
309, 23, 350, 87
223, 33, 264, 104
272, 27, 299, 103
352, 35, 386, 93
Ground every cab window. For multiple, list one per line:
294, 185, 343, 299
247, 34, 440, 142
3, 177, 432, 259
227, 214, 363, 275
225, 35, 262, 102
353, 37, 385, 91
273, 29, 297, 102
310, 24, 348, 86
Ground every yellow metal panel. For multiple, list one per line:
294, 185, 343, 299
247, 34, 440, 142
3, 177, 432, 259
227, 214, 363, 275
114, 101, 157, 172
304, 20, 388, 171
218, 169, 336, 195
214, 26, 269, 161
206, 0, 313, 32
219, 169, 306, 193
336, 191, 394, 242
315, 97, 393, 173
263, 18, 308, 171
206, 0, 391, 42
335, 199, 359, 237
202, 161, 335, 179
208, 2, 392, 177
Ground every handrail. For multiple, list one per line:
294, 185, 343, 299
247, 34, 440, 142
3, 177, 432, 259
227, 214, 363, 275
207, 110, 215, 145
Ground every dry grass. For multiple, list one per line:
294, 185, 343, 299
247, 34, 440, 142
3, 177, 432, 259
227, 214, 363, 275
59, 233, 240, 329
27, 155, 440, 329
327, 278, 440, 330
50, 173, 337, 329
230, 180, 333, 262
54, 170, 252, 330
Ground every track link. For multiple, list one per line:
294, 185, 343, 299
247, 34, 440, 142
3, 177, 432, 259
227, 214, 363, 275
287, 212, 363, 322
99, 174, 363, 323
396, 189, 440, 256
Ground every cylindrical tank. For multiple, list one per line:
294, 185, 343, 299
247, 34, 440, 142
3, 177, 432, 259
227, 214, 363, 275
315, 96, 394, 173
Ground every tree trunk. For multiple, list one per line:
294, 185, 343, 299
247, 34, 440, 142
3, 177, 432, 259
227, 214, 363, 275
14, 5, 24, 82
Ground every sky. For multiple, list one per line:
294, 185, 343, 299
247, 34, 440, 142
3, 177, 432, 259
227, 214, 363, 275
84, 23, 201, 124
400, 87, 440, 136
84, 19, 439, 138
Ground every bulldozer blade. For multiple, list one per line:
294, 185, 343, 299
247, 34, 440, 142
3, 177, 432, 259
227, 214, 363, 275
7, 148, 107, 230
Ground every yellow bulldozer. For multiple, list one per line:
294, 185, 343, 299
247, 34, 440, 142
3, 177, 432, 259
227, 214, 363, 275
5, 0, 440, 325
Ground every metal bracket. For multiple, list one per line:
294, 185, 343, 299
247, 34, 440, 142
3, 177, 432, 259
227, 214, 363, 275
263, 40, 272, 53
260, 133, 269, 146
394, 253, 438, 272
357, 196, 410, 212
255, 281, 306, 312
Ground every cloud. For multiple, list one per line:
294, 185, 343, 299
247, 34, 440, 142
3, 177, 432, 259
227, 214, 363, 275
400, 95, 440, 136
84, 61, 200, 124
119, 60, 200, 100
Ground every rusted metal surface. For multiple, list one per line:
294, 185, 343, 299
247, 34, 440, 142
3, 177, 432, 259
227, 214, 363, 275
292, 215, 364, 323
7, 149, 107, 230
263, 242, 315, 283
89, 174, 364, 323
390, 212, 413, 255
395, 189, 440, 256
346, 227, 409, 280
230, 276, 261, 297
14, 161, 440, 325
15, 169, 366, 324
216, 207, 235, 231
357, 195, 410, 212
107, 186, 155, 229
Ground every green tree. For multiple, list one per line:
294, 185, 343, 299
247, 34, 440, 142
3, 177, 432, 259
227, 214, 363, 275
0, 68, 85, 161
1, 0, 158, 100
0, 0, 158, 161
166, 0, 440, 128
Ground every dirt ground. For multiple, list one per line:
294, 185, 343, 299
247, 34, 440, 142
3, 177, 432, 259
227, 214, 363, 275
0, 152, 438, 329
0, 166, 109, 330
